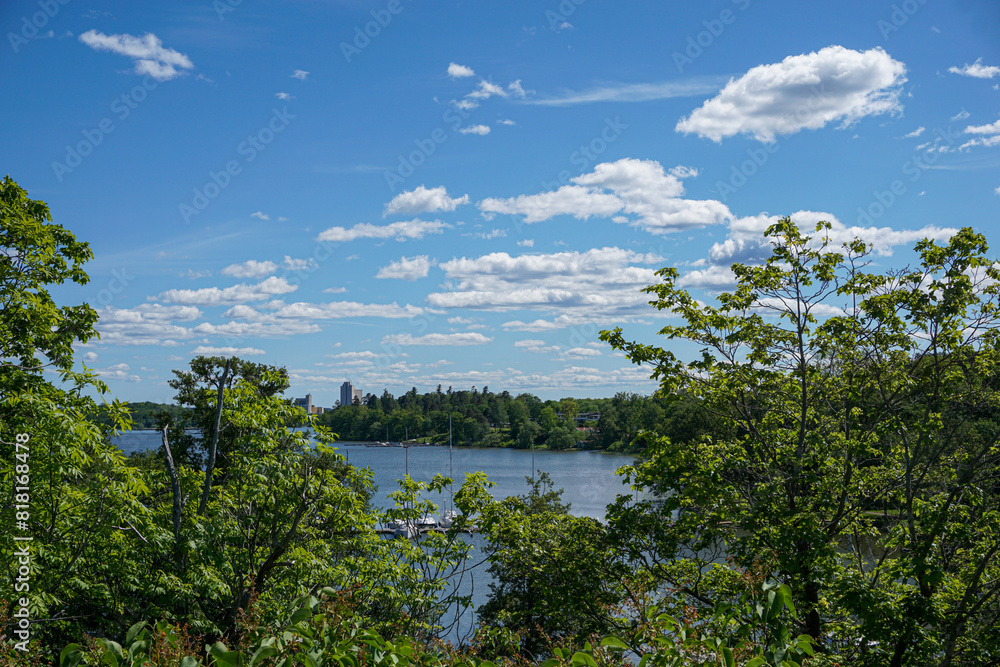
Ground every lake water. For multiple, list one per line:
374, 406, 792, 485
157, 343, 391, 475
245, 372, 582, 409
113, 432, 636, 643
114, 432, 636, 519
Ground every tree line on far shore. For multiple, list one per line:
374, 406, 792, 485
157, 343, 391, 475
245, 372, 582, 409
111, 387, 719, 454
318, 386, 719, 452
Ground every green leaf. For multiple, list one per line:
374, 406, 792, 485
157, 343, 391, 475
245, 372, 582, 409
59, 644, 84, 667
98, 639, 124, 666
600, 636, 629, 651
125, 620, 148, 646
289, 606, 313, 624
778, 584, 796, 618
721, 647, 735, 667
208, 641, 242, 666
250, 645, 279, 665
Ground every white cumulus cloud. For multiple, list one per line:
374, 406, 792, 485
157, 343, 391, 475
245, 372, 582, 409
98, 304, 202, 323
376, 256, 435, 281
427, 247, 662, 317
480, 185, 623, 223
479, 158, 731, 234
958, 119, 1000, 150
447, 62, 475, 78
157, 276, 297, 306
676, 46, 906, 142
221, 260, 278, 278
384, 186, 469, 216
705, 211, 958, 265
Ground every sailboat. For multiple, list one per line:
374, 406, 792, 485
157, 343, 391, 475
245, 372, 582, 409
391, 517, 416, 539
439, 414, 459, 529
392, 433, 417, 538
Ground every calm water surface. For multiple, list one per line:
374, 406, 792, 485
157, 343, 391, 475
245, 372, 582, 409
113, 432, 636, 642
114, 433, 636, 519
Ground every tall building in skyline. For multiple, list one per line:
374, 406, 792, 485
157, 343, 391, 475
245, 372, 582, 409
340, 381, 361, 407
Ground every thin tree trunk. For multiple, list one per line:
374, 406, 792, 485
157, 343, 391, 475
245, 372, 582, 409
199, 358, 232, 515
161, 425, 183, 563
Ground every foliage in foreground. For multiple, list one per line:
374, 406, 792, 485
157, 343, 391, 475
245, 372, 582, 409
0, 583, 816, 667
604, 219, 1000, 666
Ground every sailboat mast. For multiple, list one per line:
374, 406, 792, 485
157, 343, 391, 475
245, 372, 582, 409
449, 414, 454, 512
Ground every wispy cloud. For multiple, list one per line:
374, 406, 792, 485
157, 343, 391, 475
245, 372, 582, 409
291, 69, 309, 80
949, 58, 1000, 79
459, 124, 491, 135
316, 219, 451, 243
382, 332, 493, 346
525, 78, 725, 106
192, 346, 265, 356
453, 79, 530, 110
79, 30, 193, 81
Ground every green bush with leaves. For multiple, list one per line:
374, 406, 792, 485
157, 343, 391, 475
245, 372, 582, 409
48, 582, 814, 667
604, 219, 1000, 666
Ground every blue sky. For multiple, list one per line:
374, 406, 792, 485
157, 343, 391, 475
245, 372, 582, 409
3, 0, 999, 407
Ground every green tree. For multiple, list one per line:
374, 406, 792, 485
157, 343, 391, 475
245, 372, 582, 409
0, 177, 144, 658
603, 219, 1000, 666
477, 473, 626, 659
545, 424, 576, 450
559, 397, 578, 426
0, 180, 488, 659
167, 356, 290, 475
514, 420, 542, 450
0, 176, 97, 379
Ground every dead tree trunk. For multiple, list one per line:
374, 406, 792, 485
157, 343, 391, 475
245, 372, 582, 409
161, 425, 184, 563
199, 358, 231, 516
